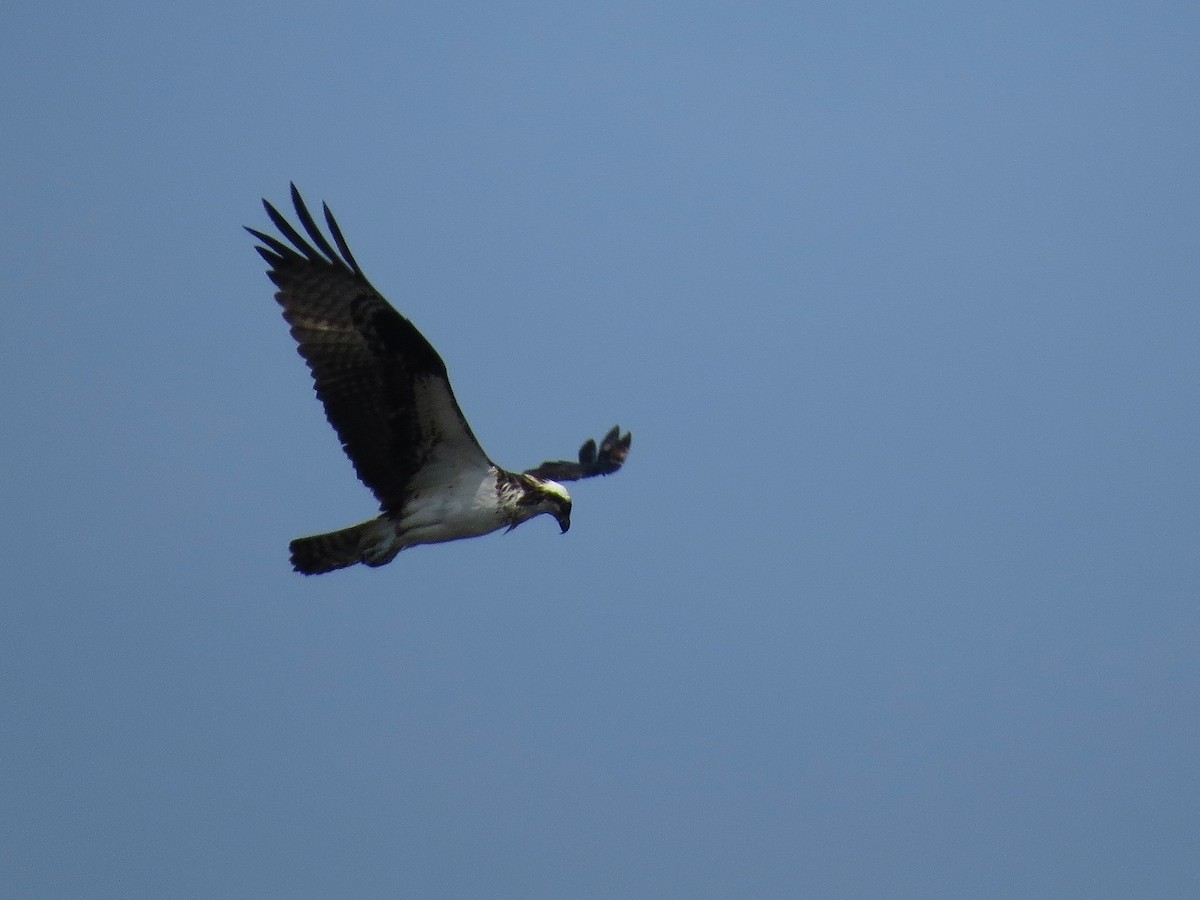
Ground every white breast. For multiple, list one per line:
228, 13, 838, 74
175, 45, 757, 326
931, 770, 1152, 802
397, 467, 513, 547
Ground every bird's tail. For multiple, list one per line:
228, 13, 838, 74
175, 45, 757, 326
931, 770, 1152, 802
288, 517, 401, 575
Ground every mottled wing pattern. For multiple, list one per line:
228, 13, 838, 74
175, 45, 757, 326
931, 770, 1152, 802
524, 426, 632, 482
247, 184, 491, 513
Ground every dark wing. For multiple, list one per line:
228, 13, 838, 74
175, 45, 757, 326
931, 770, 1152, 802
524, 425, 632, 482
247, 184, 491, 514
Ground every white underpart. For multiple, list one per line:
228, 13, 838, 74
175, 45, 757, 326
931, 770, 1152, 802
391, 466, 568, 550
399, 467, 507, 545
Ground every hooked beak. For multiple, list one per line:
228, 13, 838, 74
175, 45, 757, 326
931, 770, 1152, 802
556, 513, 571, 534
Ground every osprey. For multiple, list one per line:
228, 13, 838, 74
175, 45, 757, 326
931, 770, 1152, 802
248, 185, 632, 575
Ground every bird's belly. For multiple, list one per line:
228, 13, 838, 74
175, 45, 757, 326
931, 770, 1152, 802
398, 483, 508, 546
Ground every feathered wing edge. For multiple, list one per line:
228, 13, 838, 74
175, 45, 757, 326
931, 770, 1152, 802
247, 185, 491, 513
524, 425, 632, 482
246, 182, 364, 279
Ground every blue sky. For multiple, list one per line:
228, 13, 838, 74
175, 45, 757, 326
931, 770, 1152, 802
3, 1, 1198, 896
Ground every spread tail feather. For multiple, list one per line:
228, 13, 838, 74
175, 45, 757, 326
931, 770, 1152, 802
289, 517, 401, 575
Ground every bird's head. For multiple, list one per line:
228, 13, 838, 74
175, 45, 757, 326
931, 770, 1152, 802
524, 476, 572, 533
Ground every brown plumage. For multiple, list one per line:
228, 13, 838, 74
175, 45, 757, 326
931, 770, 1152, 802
247, 185, 632, 573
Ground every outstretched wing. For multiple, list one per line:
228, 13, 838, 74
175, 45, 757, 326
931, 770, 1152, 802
524, 426, 632, 482
247, 184, 491, 514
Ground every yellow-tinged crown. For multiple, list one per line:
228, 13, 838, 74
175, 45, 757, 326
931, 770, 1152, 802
532, 477, 571, 503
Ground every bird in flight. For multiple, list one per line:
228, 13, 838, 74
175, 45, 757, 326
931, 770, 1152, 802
247, 185, 631, 574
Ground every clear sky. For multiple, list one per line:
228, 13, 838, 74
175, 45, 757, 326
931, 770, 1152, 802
3, 1, 1198, 897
